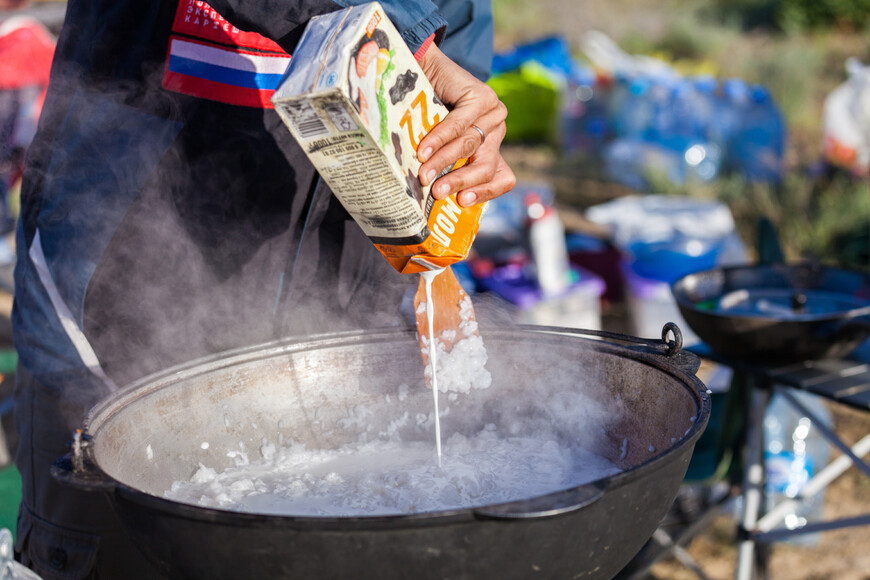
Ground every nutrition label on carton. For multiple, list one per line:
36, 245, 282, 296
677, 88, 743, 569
313, 134, 426, 238
286, 95, 428, 241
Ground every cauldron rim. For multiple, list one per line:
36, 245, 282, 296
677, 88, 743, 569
79, 325, 711, 526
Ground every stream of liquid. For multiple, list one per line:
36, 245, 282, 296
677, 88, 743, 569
420, 268, 444, 467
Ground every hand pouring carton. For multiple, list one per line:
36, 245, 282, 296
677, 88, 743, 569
272, 2, 484, 274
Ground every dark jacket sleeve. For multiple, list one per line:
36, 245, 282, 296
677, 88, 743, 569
435, 0, 493, 81
206, 0, 447, 54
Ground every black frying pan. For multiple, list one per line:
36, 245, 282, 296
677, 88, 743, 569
671, 263, 870, 364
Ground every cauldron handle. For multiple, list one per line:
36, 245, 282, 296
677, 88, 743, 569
472, 481, 606, 520
50, 429, 116, 493
529, 322, 701, 376
527, 323, 681, 353
657, 322, 701, 376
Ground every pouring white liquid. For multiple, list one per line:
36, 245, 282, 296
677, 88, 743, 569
417, 267, 491, 467
419, 268, 444, 467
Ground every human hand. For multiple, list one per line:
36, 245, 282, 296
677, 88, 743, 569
416, 45, 515, 208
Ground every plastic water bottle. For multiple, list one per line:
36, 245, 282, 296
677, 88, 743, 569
685, 76, 724, 181
690, 75, 717, 136
646, 78, 683, 142
606, 71, 631, 128
709, 78, 750, 173
560, 67, 610, 155
603, 137, 720, 190
602, 138, 681, 190
732, 84, 785, 182
658, 80, 723, 183
524, 192, 571, 297
613, 75, 656, 139
763, 389, 832, 545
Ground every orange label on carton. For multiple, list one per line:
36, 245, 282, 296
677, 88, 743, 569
376, 189, 485, 273
271, 2, 483, 274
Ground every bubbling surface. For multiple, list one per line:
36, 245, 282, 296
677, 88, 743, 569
163, 427, 621, 516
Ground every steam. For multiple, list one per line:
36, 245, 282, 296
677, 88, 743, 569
42, 59, 422, 389
20, 11, 527, 440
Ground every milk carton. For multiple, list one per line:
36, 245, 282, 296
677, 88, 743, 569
272, 2, 484, 274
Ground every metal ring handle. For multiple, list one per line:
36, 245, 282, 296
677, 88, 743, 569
661, 322, 683, 356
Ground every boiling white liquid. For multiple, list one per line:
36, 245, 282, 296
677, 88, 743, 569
164, 429, 621, 516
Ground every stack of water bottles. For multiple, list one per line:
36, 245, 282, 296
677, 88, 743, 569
591, 75, 786, 189
579, 31, 786, 188
490, 32, 787, 188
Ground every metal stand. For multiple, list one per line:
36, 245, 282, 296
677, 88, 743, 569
616, 344, 870, 580
735, 379, 769, 580
713, 355, 870, 580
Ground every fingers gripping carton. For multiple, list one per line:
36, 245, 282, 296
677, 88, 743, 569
272, 2, 484, 274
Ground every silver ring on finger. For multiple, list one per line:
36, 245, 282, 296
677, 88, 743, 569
471, 124, 486, 144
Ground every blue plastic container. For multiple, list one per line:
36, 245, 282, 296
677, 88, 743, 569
628, 234, 723, 283
560, 66, 611, 155
492, 36, 576, 77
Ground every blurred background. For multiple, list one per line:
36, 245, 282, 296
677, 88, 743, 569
482, 1, 870, 578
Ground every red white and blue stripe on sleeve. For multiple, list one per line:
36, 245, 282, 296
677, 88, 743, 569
163, 37, 291, 108
163, 0, 437, 109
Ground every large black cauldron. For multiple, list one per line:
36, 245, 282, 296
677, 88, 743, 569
55, 326, 710, 579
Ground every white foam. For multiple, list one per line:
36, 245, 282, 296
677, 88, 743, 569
164, 428, 621, 516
